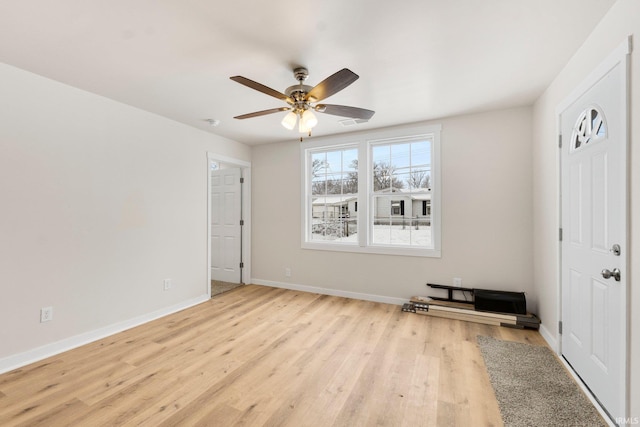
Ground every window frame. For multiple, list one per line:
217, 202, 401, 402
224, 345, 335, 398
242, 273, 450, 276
301, 124, 441, 257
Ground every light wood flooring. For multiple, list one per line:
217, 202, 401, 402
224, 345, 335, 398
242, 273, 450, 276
0, 285, 547, 426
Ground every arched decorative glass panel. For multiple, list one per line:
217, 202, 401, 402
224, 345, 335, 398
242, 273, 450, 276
571, 105, 607, 152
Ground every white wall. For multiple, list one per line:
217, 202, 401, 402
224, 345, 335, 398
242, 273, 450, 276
532, 0, 639, 417
252, 107, 533, 306
0, 62, 250, 367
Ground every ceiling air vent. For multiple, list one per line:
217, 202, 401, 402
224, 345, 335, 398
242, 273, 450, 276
338, 118, 369, 127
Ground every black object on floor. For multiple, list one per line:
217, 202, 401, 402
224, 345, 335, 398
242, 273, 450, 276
474, 289, 527, 315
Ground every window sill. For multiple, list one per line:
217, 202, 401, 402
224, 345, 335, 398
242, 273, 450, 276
301, 241, 441, 258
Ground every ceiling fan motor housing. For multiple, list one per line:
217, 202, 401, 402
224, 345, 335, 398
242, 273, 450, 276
286, 67, 314, 107
285, 84, 313, 98
293, 67, 309, 82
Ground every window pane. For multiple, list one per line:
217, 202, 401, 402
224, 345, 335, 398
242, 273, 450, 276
344, 149, 358, 193
372, 196, 431, 247
373, 161, 398, 192
325, 150, 341, 169
391, 143, 411, 170
343, 148, 358, 171
370, 137, 433, 248
393, 171, 410, 191
324, 172, 342, 194
311, 195, 357, 242
409, 168, 431, 190
411, 140, 430, 166
372, 144, 390, 165
311, 152, 327, 176
308, 147, 358, 244
312, 176, 326, 195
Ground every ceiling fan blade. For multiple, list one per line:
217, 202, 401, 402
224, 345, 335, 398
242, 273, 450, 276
234, 107, 290, 120
315, 104, 375, 120
305, 68, 359, 102
230, 76, 293, 104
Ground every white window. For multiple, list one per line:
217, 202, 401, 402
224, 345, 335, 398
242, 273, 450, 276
370, 137, 432, 248
308, 146, 358, 242
301, 125, 441, 257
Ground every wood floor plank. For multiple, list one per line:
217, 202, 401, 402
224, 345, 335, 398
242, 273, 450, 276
141, 292, 337, 426
331, 308, 413, 426
13, 398, 88, 427
261, 301, 394, 426
0, 285, 548, 426
81, 290, 322, 425
0, 361, 138, 425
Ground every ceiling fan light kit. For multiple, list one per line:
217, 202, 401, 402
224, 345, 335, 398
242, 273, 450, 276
230, 67, 375, 140
298, 119, 310, 134
301, 109, 318, 129
281, 111, 297, 130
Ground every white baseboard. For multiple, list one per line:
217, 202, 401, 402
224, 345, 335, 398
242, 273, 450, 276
539, 322, 558, 353
0, 294, 210, 375
251, 278, 407, 306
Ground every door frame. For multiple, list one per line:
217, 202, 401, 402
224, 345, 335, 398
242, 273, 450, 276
555, 37, 630, 419
207, 152, 251, 297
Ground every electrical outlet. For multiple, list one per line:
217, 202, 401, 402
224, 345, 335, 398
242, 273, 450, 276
163, 278, 172, 291
285, 268, 291, 277
453, 277, 462, 287
40, 306, 53, 323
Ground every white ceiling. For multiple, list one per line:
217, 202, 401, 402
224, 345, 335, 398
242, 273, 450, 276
0, 1, 615, 146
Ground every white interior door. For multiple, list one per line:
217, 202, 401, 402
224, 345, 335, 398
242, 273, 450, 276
560, 57, 627, 419
211, 167, 242, 284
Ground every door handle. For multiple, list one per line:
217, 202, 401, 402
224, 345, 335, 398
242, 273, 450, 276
601, 268, 621, 281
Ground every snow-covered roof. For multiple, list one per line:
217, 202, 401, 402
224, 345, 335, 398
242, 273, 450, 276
312, 195, 357, 206
374, 188, 431, 201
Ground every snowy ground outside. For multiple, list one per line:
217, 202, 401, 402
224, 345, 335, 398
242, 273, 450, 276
311, 225, 431, 246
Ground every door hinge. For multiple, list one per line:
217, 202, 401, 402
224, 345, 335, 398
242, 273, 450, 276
558, 134, 562, 148
239, 262, 244, 269
240, 177, 244, 184
559, 228, 563, 241
559, 321, 563, 334
240, 219, 244, 226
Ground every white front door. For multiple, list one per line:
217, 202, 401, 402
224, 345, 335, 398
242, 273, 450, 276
210, 167, 242, 283
560, 52, 627, 419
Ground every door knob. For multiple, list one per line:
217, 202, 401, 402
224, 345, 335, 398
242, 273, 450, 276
601, 268, 621, 281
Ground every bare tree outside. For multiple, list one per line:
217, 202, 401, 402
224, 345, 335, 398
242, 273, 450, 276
311, 158, 327, 178
343, 159, 358, 194
312, 157, 358, 195
373, 161, 405, 192
408, 170, 431, 190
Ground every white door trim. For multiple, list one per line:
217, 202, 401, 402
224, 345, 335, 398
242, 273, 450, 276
207, 152, 251, 297
555, 36, 630, 420
555, 37, 631, 116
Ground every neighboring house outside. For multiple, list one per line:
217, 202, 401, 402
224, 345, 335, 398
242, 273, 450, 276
311, 195, 358, 239
311, 189, 431, 233
311, 195, 358, 219
373, 189, 431, 226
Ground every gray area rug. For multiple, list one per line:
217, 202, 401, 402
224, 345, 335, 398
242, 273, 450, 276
211, 281, 243, 296
477, 336, 606, 427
